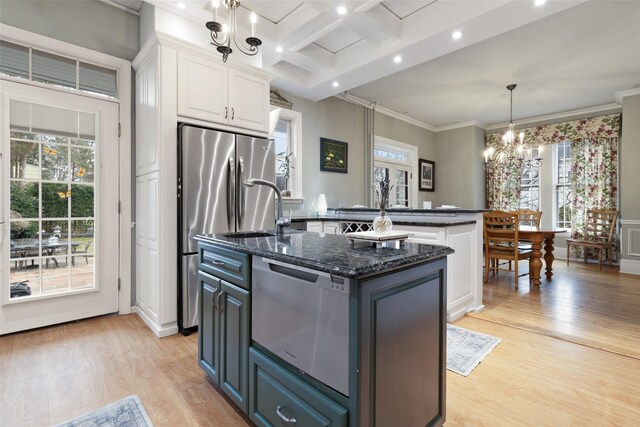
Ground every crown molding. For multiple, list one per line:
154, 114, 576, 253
435, 120, 487, 132
615, 88, 640, 104
485, 103, 621, 132
335, 92, 438, 131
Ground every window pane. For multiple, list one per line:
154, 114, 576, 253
0, 40, 29, 79
42, 183, 69, 218
10, 181, 39, 219
71, 185, 94, 218
10, 140, 39, 180
79, 62, 117, 97
32, 49, 76, 89
41, 143, 69, 181
274, 119, 291, 193
71, 147, 95, 183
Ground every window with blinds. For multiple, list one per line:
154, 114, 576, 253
0, 40, 117, 98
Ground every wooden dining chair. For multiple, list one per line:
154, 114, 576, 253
515, 209, 542, 228
566, 209, 619, 270
483, 211, 533, 288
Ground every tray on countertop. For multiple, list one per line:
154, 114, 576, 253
344, 230, 410, 242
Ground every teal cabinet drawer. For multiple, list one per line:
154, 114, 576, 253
249, 348, 348, 427
199, 243, 250, 289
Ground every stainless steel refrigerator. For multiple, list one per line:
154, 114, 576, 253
178, 124, 275, 332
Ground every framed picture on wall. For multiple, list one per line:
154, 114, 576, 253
320, 138, 348, 173
419, 159, 435, 192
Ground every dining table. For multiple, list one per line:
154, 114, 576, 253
10, 239, 82, 268
519, 226, 566, 286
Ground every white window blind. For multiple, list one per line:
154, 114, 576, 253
10, 100, 95, 140
0, 40, 117, 98
0, 40, 29, 78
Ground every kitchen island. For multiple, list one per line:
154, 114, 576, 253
195, 231, 453, 427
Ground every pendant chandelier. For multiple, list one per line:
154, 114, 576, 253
206, 0, 262, 63
484, 84, 543, 170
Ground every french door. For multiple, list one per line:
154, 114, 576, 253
374, 161, 412, 207
0, 81, 119, 334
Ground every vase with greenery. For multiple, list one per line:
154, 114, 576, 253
372, 178, 393, 233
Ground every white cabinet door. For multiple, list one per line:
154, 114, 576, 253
445, 224, 475, 317
177, 52, 228, 123
228, 68, 269, 133
136, 51, 160, 175
323, 222, 341, 235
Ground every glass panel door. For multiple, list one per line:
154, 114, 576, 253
1, 81, 119, 334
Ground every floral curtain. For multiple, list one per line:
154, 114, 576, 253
485, 114, 621, 212
570, 136, 619, 258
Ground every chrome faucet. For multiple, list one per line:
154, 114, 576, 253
244, 178, 291, 234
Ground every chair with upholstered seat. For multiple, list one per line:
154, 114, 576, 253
566, 209, 619, 270
483, 211, 533, 288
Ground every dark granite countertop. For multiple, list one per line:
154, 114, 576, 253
290, 216, 476, 227
195, 231, 454, 279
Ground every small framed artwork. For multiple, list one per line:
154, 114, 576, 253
419, 159, 435, 192
320, 138, 348, 173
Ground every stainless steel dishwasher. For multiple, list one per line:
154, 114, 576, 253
252, 257, 350, 396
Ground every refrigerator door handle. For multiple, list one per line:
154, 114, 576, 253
227, 157, 235, 231
238, 156, 245, 230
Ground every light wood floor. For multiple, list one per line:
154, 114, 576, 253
1, 263, 638, 426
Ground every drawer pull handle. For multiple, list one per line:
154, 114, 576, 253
208, 260, 226, 266
276, 405, 297, 424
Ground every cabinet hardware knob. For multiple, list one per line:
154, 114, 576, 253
276, 405, 297, 424
209, 260, 225, 266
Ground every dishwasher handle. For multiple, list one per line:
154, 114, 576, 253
268, 262, 319, 283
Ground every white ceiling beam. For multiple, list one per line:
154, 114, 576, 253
354, 0, 384, 14
286, 14, 343, 52
275, 48, 333, 73
341, 6, 401, 47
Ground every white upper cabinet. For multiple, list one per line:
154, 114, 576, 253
177, 51, 228, 123
177, 51, 270, 133
227, 67, 269, 132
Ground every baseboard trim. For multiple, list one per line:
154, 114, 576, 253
620, 259, 640, 275
134, 307, 179, 338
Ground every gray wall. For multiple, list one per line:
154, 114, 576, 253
0, 0, 140, 61
374, 112, 438, 207
275, 91, 441, 212
620, 93, 640, 262
434, 126, 486, 209
276, 92, 366, 211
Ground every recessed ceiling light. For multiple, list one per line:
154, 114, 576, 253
534, 0, 546, 6
175, 1, 186, 9
393, 55, 402, 64
452, 30, 462, 40
332, 81, 340, 88
276, 46, 283, 53
337, 5, 347, 15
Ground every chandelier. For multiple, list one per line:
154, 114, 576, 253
484, 84, 543, 170
206, 0, 262, 63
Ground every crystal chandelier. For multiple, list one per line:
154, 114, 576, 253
484, 84, 543, 170
206, 0, 262, 63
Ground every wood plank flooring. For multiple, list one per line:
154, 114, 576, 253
1, 262, 638, 426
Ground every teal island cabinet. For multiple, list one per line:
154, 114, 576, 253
195, 231, 453, 427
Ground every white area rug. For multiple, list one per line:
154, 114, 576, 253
54, 395, 153, 427
447, 324, 501, 376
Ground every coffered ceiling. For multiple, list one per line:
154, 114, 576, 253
144, 0, 640, 127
